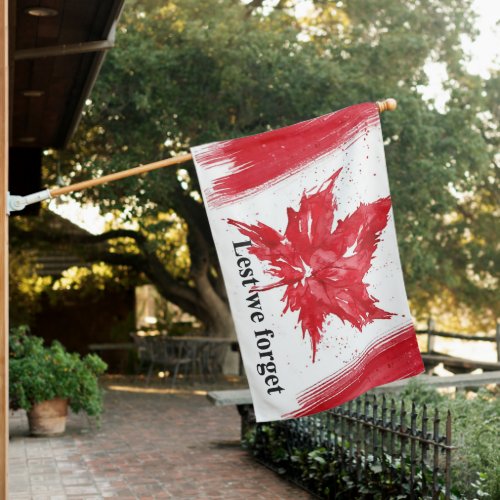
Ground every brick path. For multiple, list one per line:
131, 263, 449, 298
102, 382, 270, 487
9, 380, 311, 499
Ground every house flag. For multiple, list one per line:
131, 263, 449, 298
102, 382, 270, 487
191, 102, 424, 422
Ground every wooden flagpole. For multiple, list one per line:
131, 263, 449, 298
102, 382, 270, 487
376, 98, 397, 113
50, 153, 193, 197
49, 99, 397, 199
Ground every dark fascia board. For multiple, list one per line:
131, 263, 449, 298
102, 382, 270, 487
61, 0, 126, 148
14, 40, 115, 60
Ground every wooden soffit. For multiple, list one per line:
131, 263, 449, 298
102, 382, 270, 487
10, 0, 125, 150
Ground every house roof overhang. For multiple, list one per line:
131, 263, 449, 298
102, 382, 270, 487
10, 0, 125, 150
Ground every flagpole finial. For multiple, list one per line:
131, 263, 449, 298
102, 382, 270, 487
376, 98, 397, 113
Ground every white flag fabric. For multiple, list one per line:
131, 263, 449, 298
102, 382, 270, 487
191, 102, 423, 422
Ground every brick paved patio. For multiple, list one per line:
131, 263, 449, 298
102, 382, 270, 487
9, 378, 311, 499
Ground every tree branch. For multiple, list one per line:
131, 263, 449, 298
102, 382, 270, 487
91, 229, 147, 245
89, 251, 147, 269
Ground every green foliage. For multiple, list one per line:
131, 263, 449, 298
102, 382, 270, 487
45, 0, 498, 327
9, 210, 139, 328
400, 378, 446, 406
444, 390, 500, 499
246, 385, 500, 498
247, 422, 443, 498
8, 249, 52, 326
9, 326, 108, 417
401, 382, 500, 497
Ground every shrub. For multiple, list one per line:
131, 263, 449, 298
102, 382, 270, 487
402, 381, 499, 499
245, 383, 499, 498
9, 326, 108, 417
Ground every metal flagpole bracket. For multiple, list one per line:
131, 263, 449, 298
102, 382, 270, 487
7, 189, 52, 215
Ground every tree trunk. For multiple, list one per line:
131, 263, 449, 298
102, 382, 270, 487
194, 272, 236, 338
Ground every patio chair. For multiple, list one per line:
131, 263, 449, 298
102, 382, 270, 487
201, 342, 229, 380
130, 332, 154, 375
159, 337, 193, 386
130, 333, 192, 386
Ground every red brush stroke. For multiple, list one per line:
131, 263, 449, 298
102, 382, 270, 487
228, 167, 394, 362
193, 102, 379, 208
283, 323, 424, 419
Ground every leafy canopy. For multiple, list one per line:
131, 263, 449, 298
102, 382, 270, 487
47, 0, 498, 329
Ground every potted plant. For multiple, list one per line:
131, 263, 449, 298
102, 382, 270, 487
9, 326, 107, 436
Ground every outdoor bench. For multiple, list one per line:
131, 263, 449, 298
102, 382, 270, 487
207, 371, 500, 439
88, 342, 135, 352
207, 389, 254, 439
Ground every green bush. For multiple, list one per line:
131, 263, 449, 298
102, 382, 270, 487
247, 422, 440, 499
402, 382, 500, 499
9, 326, 108, 417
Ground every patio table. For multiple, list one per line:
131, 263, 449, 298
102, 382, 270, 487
165, 336, 238, 379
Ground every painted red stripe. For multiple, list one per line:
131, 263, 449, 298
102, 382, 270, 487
294, 324, 418, 409
193, 102, 379, 208
295, 322, 414, 404
283, 324, 424, 419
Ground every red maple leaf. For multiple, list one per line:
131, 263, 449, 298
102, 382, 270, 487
228, 168, 394, 362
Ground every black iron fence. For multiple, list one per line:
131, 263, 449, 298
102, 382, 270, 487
247, 394, 453, 499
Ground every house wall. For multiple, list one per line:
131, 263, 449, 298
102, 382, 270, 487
30, 287, 135, 373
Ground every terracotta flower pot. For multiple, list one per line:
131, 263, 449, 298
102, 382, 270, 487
27, 397, 69, 436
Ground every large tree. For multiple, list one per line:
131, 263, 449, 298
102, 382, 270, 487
39, 0, 497, 335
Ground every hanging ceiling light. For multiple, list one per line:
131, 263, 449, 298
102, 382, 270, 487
22, 90, 45, 97
25, 7, 58, 17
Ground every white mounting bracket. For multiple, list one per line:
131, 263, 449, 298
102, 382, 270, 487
7, 189, 52, 215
